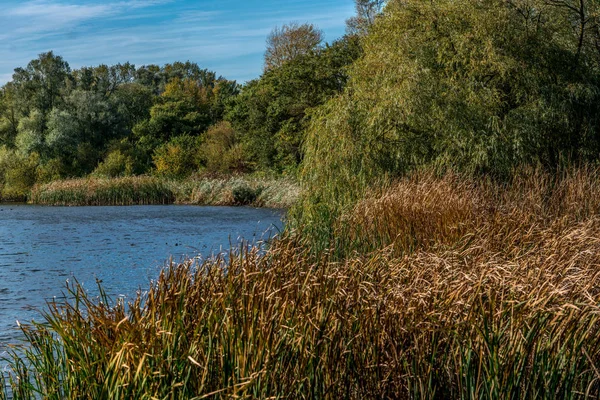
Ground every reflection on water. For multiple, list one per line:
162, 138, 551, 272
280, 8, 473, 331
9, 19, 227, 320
0, 205, 283, 345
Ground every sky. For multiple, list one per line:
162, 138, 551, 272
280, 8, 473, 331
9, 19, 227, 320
0, 0, 356, 85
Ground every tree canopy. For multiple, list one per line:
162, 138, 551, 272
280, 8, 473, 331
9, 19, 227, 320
298, 0, 600, 238
264, 23, 324, 71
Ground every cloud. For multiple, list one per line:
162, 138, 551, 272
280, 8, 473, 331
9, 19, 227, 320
0, 0, 354, 85
3, 0, 174, 35
5, 1, 114, 34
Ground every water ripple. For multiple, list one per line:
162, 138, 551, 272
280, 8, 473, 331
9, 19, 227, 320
0, 205, 283, 346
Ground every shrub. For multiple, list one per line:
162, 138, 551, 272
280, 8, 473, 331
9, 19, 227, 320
36, 158, 68, 183
202, 121, 250, 173
232, 182, 261, 205
0, 149, 39, 201
153, 135, 201, 178
92, 150, 134, 178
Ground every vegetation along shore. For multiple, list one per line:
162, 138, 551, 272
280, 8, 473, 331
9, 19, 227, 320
4, 0, 600, 398
28, 175, 299, 208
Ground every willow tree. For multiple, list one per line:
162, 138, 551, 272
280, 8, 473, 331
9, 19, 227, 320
298, 0, 600, 244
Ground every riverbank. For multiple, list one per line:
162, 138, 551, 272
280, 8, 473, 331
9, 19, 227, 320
27, 175, 299, 208
4, 168, 600, 399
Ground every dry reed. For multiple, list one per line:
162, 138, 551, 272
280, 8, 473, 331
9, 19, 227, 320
29, 176, 299, 209
4, 167, 600, 399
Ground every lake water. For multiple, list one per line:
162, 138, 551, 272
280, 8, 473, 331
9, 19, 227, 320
0, 205, 283, 347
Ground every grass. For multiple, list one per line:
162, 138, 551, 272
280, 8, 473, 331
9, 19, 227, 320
28, 176, 176, 206
174, 175, 299, 208
3, 167, 600, 399
28, 175, 299, 208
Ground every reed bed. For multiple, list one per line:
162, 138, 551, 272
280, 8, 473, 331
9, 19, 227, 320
29, 176, 175, 206
4, 167, 600, 399
176, 176, 299, 208
29, 176, 299, 208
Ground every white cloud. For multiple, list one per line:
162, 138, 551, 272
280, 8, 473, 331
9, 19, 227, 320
5, 1, 114, 34
0, 0, 354, 85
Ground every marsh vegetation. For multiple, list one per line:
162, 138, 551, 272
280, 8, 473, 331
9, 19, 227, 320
4, 0, 600, 398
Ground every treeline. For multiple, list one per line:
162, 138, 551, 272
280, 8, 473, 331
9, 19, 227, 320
0, 26, 362, 200
3, 0, 599, 208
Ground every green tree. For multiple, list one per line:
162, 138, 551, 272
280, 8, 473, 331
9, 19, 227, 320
228, 35, 362, 172
15, 110, 45, 155
0, 83, 20, 146
202, 121, 249, 173
12, 51, 71, 125
153, 135, 202, 178
133, 78, 212, 144
299, 0, 600, 239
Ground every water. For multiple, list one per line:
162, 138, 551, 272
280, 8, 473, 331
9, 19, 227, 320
0, 205, 283, 346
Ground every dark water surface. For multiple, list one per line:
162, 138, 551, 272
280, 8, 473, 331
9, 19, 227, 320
0, 205, 283, 346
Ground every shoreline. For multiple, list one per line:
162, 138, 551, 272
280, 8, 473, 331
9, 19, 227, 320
24, 175, 299, 209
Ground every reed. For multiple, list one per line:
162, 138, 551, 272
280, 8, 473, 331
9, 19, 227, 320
176, 176, 299, 208
29, 175, 299, 208
3, 167, 600, 399
29, 176, 175, 206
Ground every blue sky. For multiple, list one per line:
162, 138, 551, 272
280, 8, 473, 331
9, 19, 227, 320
0, 0, 355, 85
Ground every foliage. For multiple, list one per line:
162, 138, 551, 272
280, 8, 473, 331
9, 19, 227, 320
346, 0, 387, 35
133, 78, 212, 144
298, 0, 600, 244
202, 121, 249, 173
0, 53, 243, 189
36, 158, 69, 183
92, 150, 134, 178
152, 135, 202, 178
231, 182, 260, 205
227, 35, 362, 172
264, 22, 323, 71
0, 147, 39, 201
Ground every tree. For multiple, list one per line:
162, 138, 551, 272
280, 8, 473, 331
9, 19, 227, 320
299, 0, 600, 239
229, 35, 362, 172
12, 52, 71, 122
0, 83, 20, 146
202, 121, 248, 173
264, 23, 324, 71
346, 0, 386, 35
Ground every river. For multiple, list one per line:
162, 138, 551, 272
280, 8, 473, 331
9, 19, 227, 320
0, 205, 283, 346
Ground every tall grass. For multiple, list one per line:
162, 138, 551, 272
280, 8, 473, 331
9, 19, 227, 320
4, 167, 600, 398
29, 175, 299, 208
29, 176, 175, 206
175, 176, 299, 208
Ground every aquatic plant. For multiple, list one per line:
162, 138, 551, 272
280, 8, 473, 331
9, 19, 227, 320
29, 176, 175, 206
3, 167, 600, 399
29, 175, 299, 209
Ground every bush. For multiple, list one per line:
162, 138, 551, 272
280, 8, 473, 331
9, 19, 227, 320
153, 135, 201, 178
202, 121, 250, 173
232, 183, 261, 205
0, 148, 39, 201
36, 158, 69, 183
92, 150, 134, 178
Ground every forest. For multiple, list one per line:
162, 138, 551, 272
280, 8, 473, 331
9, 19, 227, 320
0, 19, 360, 201
4, 0, 600, 398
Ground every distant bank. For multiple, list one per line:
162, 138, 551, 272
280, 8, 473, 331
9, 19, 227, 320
27, 175, 299, 209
